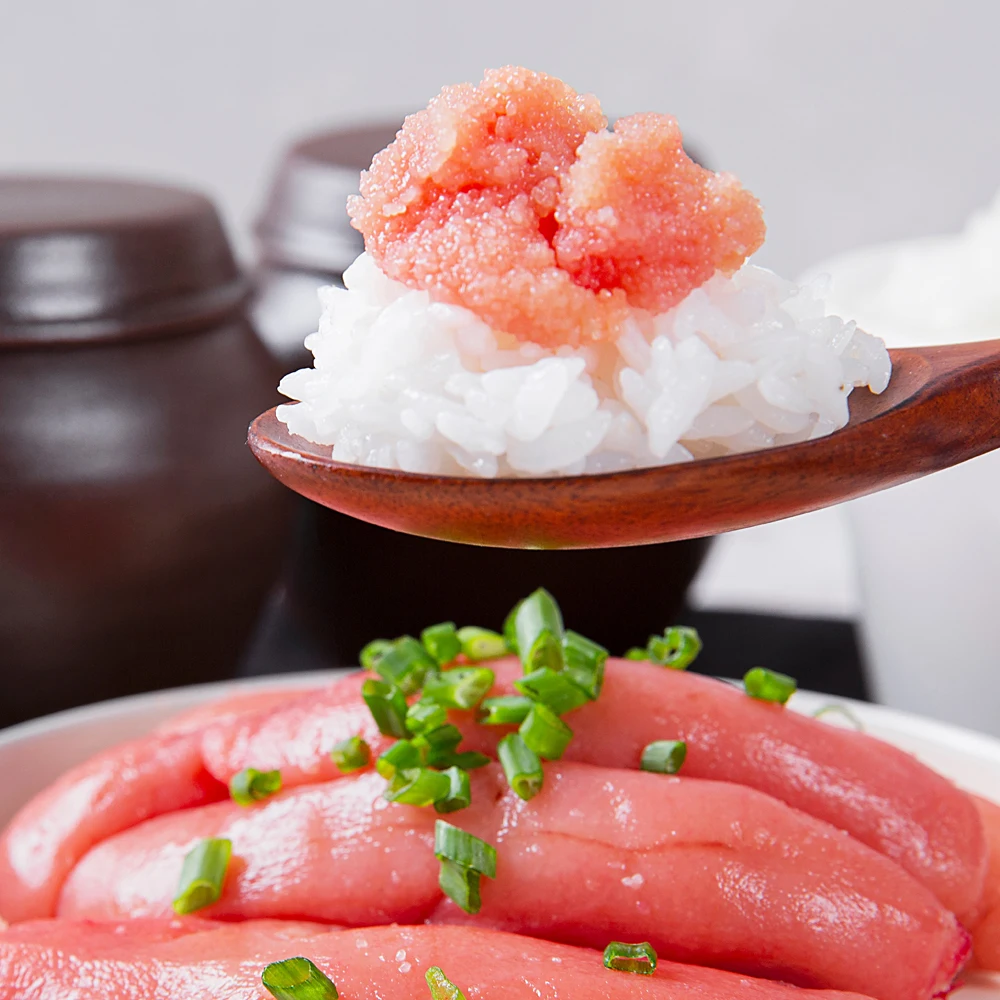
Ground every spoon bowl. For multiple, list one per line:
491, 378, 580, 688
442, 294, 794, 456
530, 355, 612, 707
248, 339, 1000, 549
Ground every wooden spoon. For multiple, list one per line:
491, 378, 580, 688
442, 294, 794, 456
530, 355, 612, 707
248, 339, 1000, 550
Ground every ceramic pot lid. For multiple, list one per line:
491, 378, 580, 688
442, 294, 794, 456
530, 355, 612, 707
0, 176, 246, 346
254, 122, 402, 277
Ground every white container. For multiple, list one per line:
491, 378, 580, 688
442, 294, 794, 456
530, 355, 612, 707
848, 454, 1000, 734
805, 202, 1000, 736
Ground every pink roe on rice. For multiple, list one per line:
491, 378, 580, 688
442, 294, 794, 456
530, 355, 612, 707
348, 66, 766, 348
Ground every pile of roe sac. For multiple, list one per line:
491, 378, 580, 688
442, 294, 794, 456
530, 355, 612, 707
348, 66, 766, 349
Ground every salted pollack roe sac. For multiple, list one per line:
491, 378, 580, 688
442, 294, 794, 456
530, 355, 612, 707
555, 114, 765, 314
348, 66, 766, 348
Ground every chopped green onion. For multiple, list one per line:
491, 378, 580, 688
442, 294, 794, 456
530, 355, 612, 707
456, 626, 508, 661
813, 703, 864, 730
384, 767, 451, 807
421, 622, 462, 666
229, 767, 282, 806
743, 667, 797, 704
438, 858, 483, 914
624, 647, 648, 661
361, 678, 409, 737
262, 956, 339, 999
406, 699, 449, 736
647, 626, 702, 670
434, 819, 497, 876
373, 636, 436, 695
502, 599, 524, 654
640, 740, 687, 774
359, 638, 392, 671
448, 750, 492, 770
376, 739, 423, 779
434, 766, 472, 814
423, 667, 495, 710
513, 588, 565, 672
434, 820, 497, 915
522, 630, 562, 673
562, 630, 607, 700
413, 724, 463, 767
497, 733, 544, 800
426, 966, 467, 1000
329, 736, 371, 773
519, 702, 573, 760
172, 837, 231, 915
479, 694, 533, 726
603, 941, 657, 975
514, 668, 589, 716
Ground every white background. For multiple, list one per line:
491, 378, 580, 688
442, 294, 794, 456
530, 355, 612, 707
2, 0, 999, 621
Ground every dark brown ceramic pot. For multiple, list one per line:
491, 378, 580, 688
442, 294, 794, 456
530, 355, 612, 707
245, 125, 711, 670
251, 123, 401, 371
0, 177, 291, 725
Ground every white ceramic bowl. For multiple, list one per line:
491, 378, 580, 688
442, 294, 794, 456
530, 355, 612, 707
672, 208, 1000, 704
1, 677, 999, 996
801, 237, 1000, 738
0, 672, 331, 830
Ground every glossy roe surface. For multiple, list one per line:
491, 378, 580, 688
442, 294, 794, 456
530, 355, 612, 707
348, 66, 764, 347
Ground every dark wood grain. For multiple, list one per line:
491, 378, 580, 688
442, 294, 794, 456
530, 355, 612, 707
247, 339, 1000, 550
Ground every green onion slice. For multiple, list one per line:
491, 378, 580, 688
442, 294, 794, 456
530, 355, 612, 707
502, 599, 524, 654
329, 736, 371, 774
434, 765, 472, 814
448, 750, 492, 770
229, 767, 282, 806
525, 632, 562, 674
514, 589, 565, 672
519, 702, 573, 760
373, 636, 436, 695
438, 858, 483, 915
361, 678, 409, 737
421, 622, 462, 666
434, 820, 497, 915
497, 732, 544, 801
647, 626, 702, 670
813, 703, 864, 730
434, 819, 497, 877
359, 638, 392, 671
426, 966, 467, 1000
624, 647, 648, 661
640, 740, 687, 774
262, 956, 339, 999
514, 668, 589, 716
406, 699, 449, 736
172, 837, 232, 915
423, 667, 495, 710
456, 626, 508, 662
384, 767, 451, 807
562, 630, 608, 700
479, 695, 533, 726
376, 739, 424, 779
743, 667, 797, 704
603, 941, 657, 975
413, 724, 463, 767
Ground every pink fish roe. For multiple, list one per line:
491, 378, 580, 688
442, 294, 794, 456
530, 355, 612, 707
348, 66, 766, 348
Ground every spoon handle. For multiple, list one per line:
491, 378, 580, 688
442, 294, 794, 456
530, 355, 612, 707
885, 338, 1000, 476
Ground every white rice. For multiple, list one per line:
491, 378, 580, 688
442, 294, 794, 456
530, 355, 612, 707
276, 253, 891, 478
